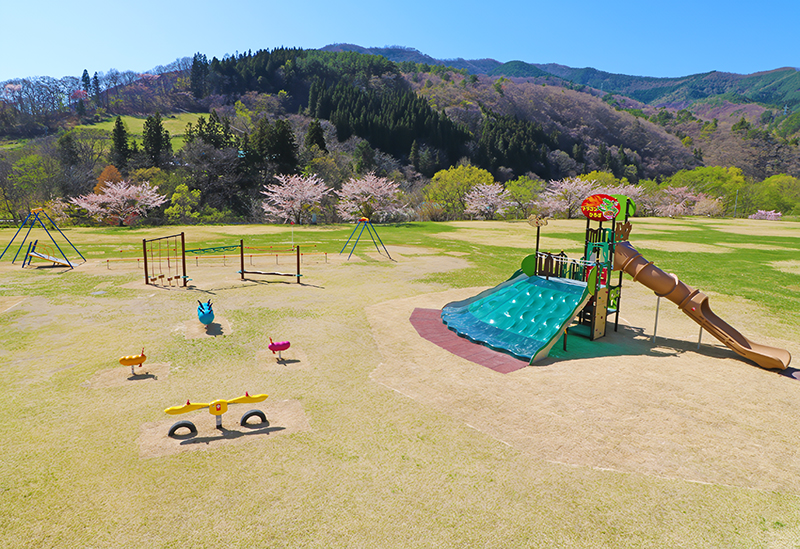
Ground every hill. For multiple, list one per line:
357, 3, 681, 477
1, 46, 798, 190
319, 43, 502, 74
323, 44, 800, 111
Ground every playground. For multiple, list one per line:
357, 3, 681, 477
1, 218, 800, 547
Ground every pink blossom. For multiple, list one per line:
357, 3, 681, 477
463, 183, 512, 220
749, 210, 782, 220
70, 89, 89, 101
655, 186, 701, 217
335, 173, 406, 222
534, 177, 598, 218
262, 174, 331, 224
70, 180, 167, 226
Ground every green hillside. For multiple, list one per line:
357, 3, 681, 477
487, 61, 553, 78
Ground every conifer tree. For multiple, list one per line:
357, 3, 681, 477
142, 113, 172, 168
92, 72, 101, 106
304, 119, 327, 152
190, 53, 208, 99
110, 116, 130, 170
410, 140, 420, 170
81, 69, 91, 94
268, 119, 299, 175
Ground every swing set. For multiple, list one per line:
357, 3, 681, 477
0, 208, 85, 268
142, 233, 187, 286
339, 217, 393, 261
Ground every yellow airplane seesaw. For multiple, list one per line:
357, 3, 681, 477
165, 392, 268, 437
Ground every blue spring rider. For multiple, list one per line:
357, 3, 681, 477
197, 300, 214, 325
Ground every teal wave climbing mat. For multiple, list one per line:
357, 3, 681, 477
441, 272, 590, 364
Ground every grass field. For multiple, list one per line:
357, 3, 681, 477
1, 218, 800, 548
77, 112, 203, 151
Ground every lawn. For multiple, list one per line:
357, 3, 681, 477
1, 217, 799, 548
76, 112, 204, 151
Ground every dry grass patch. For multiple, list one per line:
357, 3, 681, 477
138, 399, 310, 458
368, 281, 800, 494
770, 260, 800, 276
82, 362, 172, 388
630, 240, 730, 253
705, 219, 800, 237
2, 221, 800, 547
179, 316, 233, 338
0, 295, 25, 313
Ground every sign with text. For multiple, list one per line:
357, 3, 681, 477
580, 194, 621, 221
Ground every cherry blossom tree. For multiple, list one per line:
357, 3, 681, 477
70, 180, 167, 226
693, 196, 724, 216
335, 172, 406, 222
463, 183, 512, 220
534, 177, 598, 218
748, 210, 782, 220
655, 186, 701, 217
262, 174, 330, 224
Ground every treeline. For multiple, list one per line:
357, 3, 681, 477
189, 48, 572, 180
3, 47, 800, 228
308, 79, 468, 169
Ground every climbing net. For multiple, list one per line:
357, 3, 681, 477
143, 233, 186, 286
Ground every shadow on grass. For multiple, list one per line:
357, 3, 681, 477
241, 278, 324, 289
127, 372, 157, 381
179, 425, 286, 446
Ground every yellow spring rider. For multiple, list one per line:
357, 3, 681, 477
119, 348, 146, 376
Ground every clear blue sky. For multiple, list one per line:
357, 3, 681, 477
3, 0, 798, 82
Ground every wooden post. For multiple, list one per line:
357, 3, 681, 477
296, 245, 301, 284
143, 239, 149, 285
240, 239, 244, 280
181, 232, 187, 287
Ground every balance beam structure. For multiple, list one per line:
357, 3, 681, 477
239, 241, 301, 283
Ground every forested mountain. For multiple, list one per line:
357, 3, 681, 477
319, 44, 502, 75
1, 45, 798, 225
319, 44, 800, 111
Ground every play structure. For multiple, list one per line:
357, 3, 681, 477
441, 194, 791, 371
144, 238, 307, 285
197, 300, 214, 325
119, 348, 147, 375
0, 208, 85, 268
143, 233, 187, 286
340, 217, 393, 261
268, 338, 291, 360
236, 240, 302, 283
165, 392, 268, 435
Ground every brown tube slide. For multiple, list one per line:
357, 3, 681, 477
614, 241, 791, 370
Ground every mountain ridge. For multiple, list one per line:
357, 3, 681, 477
321, 43, 800, 109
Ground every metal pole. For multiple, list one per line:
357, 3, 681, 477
240, 239, 244, 280
296, 245, 301, 284
143, 239, 149, 285
181, 232, 187, 287
339, 222, 361, 254
41, 211, 85, 261
652, 296, 661, 343
368, 221, 393, 260
11, 213, 38, 263
34, 212, 73, 268
0, 211, 32, 260
347, 221, 368, 260
697, 326, 703, 350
